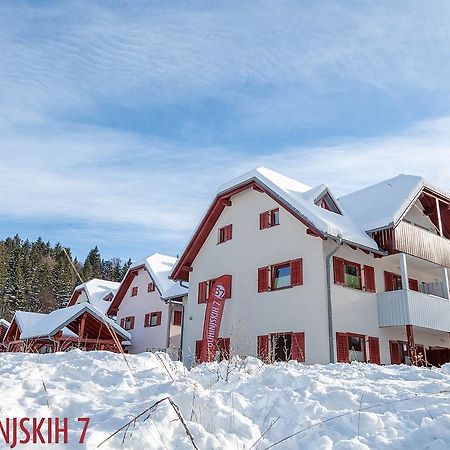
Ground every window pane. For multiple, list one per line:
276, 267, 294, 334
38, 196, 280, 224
349, 336, 365, 362
273, 265, 291, 289
345, 264, 360, 289
271, 209, 280, 226
150, 314, 158, 326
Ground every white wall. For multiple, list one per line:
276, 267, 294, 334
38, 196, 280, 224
116, 268, 171, 354
182, 188, 329, 366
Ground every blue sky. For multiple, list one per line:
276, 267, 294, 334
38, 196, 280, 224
1, 1, 450, 262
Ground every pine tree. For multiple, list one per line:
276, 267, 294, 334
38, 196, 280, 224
0, 236, 131, 319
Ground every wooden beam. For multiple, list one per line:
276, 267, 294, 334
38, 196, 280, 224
79, 313, 87, 339
221, 199, 232, 207
436, 198, 444, 237
406, 325, 416, 366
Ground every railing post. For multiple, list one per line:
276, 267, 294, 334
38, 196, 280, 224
442, 267, 450, 300
406, 324, 416, 366
400, 253, 409, 291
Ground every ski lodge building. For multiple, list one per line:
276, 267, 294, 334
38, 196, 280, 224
171, 167, 450, 367
107, 253, 187, 357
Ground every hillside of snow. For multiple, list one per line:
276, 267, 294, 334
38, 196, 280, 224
1, 351, 450, 449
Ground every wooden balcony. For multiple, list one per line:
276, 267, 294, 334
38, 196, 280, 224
373, 221, 450, 267
377, 289, 450, 332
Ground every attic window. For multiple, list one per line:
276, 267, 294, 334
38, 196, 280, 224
103, 293, 113, 302
148, 282, 155, 292
315, 192, 341, 215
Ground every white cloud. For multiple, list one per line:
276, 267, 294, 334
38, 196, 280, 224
1, 1, 450, 257
1, 1, 450, 127
0, 117, 449, 254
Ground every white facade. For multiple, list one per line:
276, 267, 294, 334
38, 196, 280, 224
178, 169, 450, 367
115, 267, 183, 355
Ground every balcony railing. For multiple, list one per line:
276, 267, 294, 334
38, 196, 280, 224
377, 289, 450, 332
395, 221, 450, 267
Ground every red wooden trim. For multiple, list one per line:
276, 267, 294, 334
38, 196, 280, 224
171, 180, 326, 281
384, 271, 395, 291
198, 281, 208, 303
258, 266, 270, 292
291, 332, 305, 362
364, 265, 376, 293
333, 257, 345, 285
173, 310, 182, 326
290, 259, 303, 287
406, 325, 415, 365
336, 332, 348, 363
408, 278, 419, 291
260, 211, 270, 229
389, 341, 401, 364
257, 335, 269, 362
67, 289, 83, 307
195, 340, 202, 363
368, 336, 380, 364
107, 267, 141, 315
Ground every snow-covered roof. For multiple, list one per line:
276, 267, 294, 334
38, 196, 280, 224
0, 319, 10, 329
13, 310, 76, 339
338, 174, 450, 232
218, 167, 379, 251
72, 278, 121, 313
130, 253, 187, 299
19, 303, 130, 340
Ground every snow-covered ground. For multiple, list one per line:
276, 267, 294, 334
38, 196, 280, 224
1, 351, 450, 449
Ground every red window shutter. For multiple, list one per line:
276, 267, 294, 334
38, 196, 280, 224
384, 271, 395, 292
257, 335, 269, 362
333, 257, 345, 285
226, 224, 233, 241
198, 281, 208, 303
368, 336, 381, 364
195, 340, 202, 363
258, 266, 270, 292
156, 311, 162, 326
260, 211, 270, 229
336, 332, 349, 363
130, 316, 135, 330
364, 265, 376, 293
290, 259, 303, 287
408, 278, 419, 291
120, 318, 125, 328
173, 310, 182, 326
389, 341, 400, 364
291, 332, 305, 362
144, 314, 149, 328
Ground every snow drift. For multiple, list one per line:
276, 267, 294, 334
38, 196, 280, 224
1, 351, 450, 449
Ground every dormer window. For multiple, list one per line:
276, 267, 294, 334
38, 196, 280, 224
103, 293, 114, 302
315, 192, 341, 214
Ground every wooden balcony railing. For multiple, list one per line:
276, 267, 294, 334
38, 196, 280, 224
372, 221, 450, 267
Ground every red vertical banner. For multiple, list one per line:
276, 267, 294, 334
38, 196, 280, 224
200, 274, 232, 362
